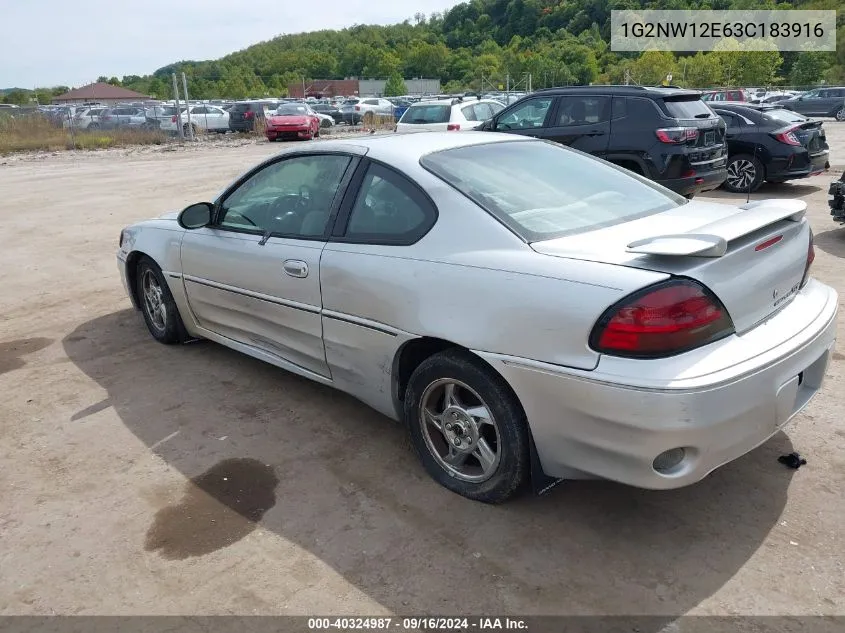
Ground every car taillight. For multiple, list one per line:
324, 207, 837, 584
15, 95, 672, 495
801, 230, 815, 288
446, 123, 461, 131
171, 115, 177, 122
245, 111, 254, 119
355, 105, 361, 111
772, 125, 802, 146
589, 279, 735, 358
655, 127, 698, 144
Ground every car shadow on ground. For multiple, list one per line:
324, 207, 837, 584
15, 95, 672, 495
814, 226, 845, 259
63, 310, 797, 625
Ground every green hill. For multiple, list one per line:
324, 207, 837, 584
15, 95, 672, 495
9, 0, 845, 102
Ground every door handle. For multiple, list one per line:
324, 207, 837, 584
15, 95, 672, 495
283, 260, 308, 278
585, 130, 604, 136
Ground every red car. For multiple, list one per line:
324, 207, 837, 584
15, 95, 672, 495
265, 103, 320, 141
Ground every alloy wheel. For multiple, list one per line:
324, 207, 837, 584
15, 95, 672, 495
726, 158, 756, 191
418, 378, 501, 483
142, 270, 167, 332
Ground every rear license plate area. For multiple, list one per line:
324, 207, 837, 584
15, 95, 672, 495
705, 131, 715, 145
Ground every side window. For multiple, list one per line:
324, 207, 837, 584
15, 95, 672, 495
474, 103, 494, 120
496, 97, 553, 130
219, 154, 353, 237
804, 90, 820, 99
192, 106, 208, 114
611, 96, 627, 119
488, 101, 504, 116
717, 112, 739, 127
344, 163, 436, 244
461, 104, 478, 121
555, 96, 610, 126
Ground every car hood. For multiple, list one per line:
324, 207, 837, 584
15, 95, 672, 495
268, 115, 309, 124
158, 210, 180, 221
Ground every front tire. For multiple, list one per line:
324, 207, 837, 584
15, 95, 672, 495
136, 256, 186, 345
404, 349, 529, 503
723, 154, 764, 193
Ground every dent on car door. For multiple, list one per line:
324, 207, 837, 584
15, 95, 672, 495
180, 153, 357, 378
319, 161, 439, 417
543, 95, 611, 155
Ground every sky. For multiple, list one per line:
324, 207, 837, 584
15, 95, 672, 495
0, 0, 461, 89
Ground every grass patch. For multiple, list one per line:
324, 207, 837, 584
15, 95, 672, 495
0, 114, 169, 154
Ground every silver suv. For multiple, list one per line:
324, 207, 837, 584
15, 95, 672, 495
340, 97, 394, 124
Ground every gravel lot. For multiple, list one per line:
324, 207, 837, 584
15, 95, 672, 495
1, 126, 844, 622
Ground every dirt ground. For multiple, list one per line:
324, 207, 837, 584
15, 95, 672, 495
1, 127, 844, 622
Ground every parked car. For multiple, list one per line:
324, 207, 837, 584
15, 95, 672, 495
480, 86, 727, 197
829, 171, 845, 224
228, 101, 267, 132
780, 87, 845, 120
99, 107, 147, 130
309, 102, 343, 124
117, 132, 836, 503
712, 103, 830, 193
144, 105, 179, 129
340, 97, 394, 125
265, 103, 320, 141
396, 98, 505, 133
160, 104, 230, 135
69, 107, 107, 130
700, 89, 754, 103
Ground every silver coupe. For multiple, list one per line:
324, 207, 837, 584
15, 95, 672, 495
117, 132, 838, 503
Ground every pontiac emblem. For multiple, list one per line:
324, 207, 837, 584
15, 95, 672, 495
773, 288, 780, 300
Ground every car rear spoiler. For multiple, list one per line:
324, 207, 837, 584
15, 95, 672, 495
626, 199, 807, 257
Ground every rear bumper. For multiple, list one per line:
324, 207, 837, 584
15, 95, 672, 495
229, 121, 255, 131
479, 280, 838, 489
659, 167, 727, 196
769, 150, 830, 181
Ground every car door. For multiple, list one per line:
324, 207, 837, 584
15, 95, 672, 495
714, 110, 745, 153
209, 106, 229, 130
541, 95, 611, 155
822, 88, 845, 115
794, 89, 821, 115
180, 152, 358, 378
319, 160, 439, 416
491, 96, 555, 138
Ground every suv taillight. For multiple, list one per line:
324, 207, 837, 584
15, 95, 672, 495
244, 110, 254, 119
171, 115, 177, 122
355, 105, 361, 111
801, 230, 815, 288
772, 125, 802, 146
590, 279, 734, 358
446, 123, 461, 131
655, 127, 699, 144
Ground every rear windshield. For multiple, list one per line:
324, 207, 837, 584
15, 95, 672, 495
420, 140, 685, 241
400, 104, 451, 124
663, 97, 715, 119
762, 108, 807, 124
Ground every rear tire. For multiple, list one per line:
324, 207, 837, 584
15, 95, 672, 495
835, 107, 845, 122
135, 256, 187, 345
404, 349, 530, 504
723, 154, 764, 193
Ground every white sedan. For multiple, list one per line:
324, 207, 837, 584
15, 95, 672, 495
160, 104, 230, 135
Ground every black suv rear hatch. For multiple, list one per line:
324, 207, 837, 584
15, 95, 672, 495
660, 94, 726, 165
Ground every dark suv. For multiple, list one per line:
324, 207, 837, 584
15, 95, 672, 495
228, 102, 267, 132
480, 86, 728, 197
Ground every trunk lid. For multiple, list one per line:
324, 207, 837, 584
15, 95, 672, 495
531, 199, 811, 334
268, 115, 309, 126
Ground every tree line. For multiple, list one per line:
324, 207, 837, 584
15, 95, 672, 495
4, 0, 844, 104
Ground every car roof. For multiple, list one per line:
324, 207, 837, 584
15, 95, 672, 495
532, 85, 701, 99
267, 131, 534, 169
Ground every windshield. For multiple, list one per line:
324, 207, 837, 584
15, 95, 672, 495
663, 96, 714, 118
400, 104, 451, 124
275, 105, 309, 115
420, 140, 686, 241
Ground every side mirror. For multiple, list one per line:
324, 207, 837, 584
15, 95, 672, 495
178, 202, 213, 229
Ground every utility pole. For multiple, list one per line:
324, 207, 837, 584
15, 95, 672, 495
182, 72, 194, 140
172, 73, 184, 140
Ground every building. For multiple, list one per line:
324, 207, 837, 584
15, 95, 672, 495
287, 80, 360, 99
287, 78, 441, 98
52, 82, 154, 105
